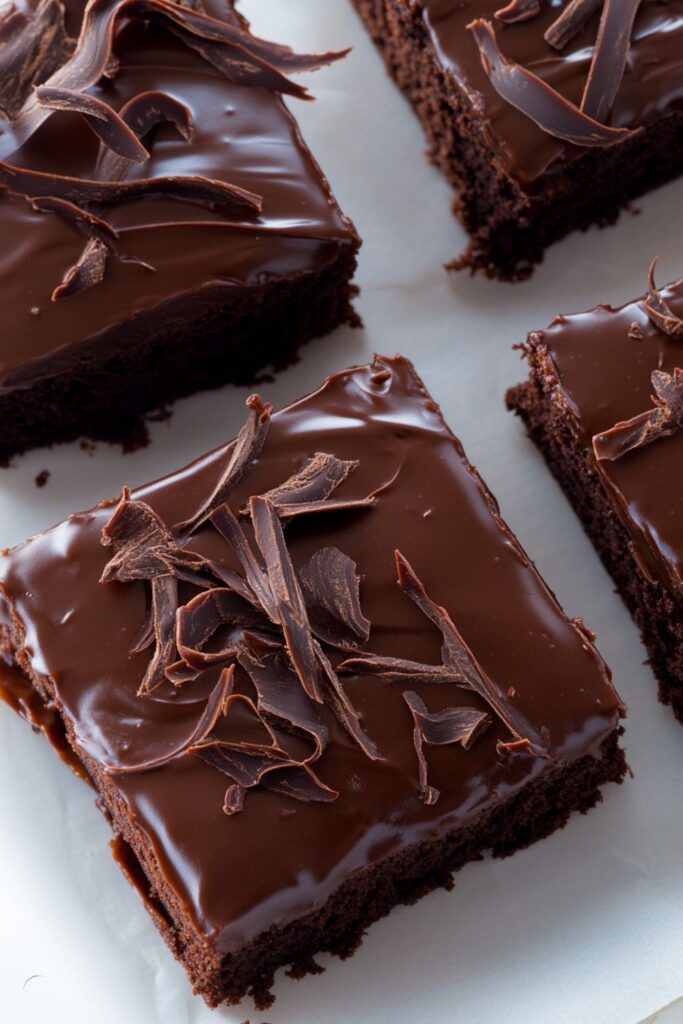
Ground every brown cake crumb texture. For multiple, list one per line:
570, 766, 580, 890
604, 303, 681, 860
1, 603, 625, 1009
508, 345, 683, 722
352, 0, 683, 280
0, 249, 358, 465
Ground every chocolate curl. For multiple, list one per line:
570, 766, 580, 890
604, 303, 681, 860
250, 495, 325, 704
592, 368, 683, 461
0, 0, 73, 118
174, 587, 264, 673
244, 452, 359, 514
189, 690, 337, 815
580, 0, 643, 123
1, 0, 348, 160
467, 18, 635, 147
237, 633, 329, 756
104, 666, 234, 773
642, 258, 683, 341
0, 160, 262, 210
55, 90, 199, 300
494, 0, 540, 25
30, 195, 118, 247
313, 640, 383, 761
35, 85, 150, 163
337, 654, 460, 685
395, 551, 551, 760
175, 394, 273, 536
299, 546, 371, 648
403, 691, 491, 805
545, 0, 601, 50
209, 504, 277, 621
137, 575, 178, 695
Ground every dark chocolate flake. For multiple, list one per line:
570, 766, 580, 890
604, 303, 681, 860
314, 640, 383, 760
34, 85, 150, 163
209, 503, 277, 621
337, 654, 460, 685
403, 691, 491, 805
396, 551, 551, 760
494, 0, 540, 25
467, 18, 635, 147
174, 587, 264, 673
300, 546, 370, 646
250, 495, 324, 704
580, 0, 643, 123
244, 452, 358, 513
137, 574, 178, 695
176, 394, 272, 536
0, 0, 73, 119
592, 368, 683, 461
544, 0, 602, 50
104, 666, 233, 773
642, 259, 683, 341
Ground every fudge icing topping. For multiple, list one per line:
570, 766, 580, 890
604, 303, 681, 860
0, 357, 623, 947
421, 0, 683, 184
0, 0, 346, 299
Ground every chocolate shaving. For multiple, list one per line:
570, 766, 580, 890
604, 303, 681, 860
269, 497, 377, 520
494, 0, 540, 25
244, 452, 358, 513
642, 259, 683, 341
250, 496, 324, 704
176, 394, 272, 535
0, 160, 261, 211
35, 85, 150, 163
190, 690, 337, 815
403, 691, 491, 805
175, 588, 264, 672
0, 0, 348, 160
0, 0, 73, 119
313, 640, 383, 760
299, 546, 370, 646
138, 574, 178, 695
592, 368, 683, 461
395, 551, 551, 759
209, 504, 277, 621
30, 195, 118, 247
237, 633, 329, 756
467, 18, 635, 147
55, 90, 196, 299
104, 666, 233, 773
337, 654, 460, 685
580, 0, 643, 123
545, 0, 601, 50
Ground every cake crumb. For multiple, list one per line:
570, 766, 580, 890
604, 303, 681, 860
34, 470, 50, 488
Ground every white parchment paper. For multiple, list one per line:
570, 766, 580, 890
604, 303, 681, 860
2, 3, 683, 1023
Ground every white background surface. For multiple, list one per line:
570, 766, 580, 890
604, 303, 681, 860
1, 2, 683, 1023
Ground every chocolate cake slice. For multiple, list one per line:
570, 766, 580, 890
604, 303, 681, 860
0, 356, 626, 1008
508, 267, 683, 722
0, 0, 360, 461
351, 0, 683, 279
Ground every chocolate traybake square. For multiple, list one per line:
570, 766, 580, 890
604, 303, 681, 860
351, 0, 683, 279
0, 0, 359, 461
0, 356, 626, 1007
509, 267, 683, 723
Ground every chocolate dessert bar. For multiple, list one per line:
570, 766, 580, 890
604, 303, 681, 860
508, 266, 683, 721
351, 0, 683, 279
0, 356, 626, 1007
0, 0, 359, 460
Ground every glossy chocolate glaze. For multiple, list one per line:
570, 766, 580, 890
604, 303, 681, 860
0, 0, 357, 390
0, 356, 623, 951
532, 279, 683, 597
421, 0, 683, 187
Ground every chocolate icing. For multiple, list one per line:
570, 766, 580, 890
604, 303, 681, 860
0, 356, 623, 952
420, 0, 683, 188
0, 0, 357, 391
527, 277, 683, 596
